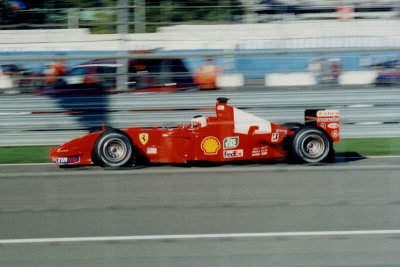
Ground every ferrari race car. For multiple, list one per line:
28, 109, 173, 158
50, 98, 340, 167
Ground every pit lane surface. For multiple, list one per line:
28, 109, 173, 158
1, 157, 400, 266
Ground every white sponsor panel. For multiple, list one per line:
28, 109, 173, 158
328, 123, 339, 129
252, 146, 268, 157
57, 157, 68, 164
317, 110, 340, 117
223, 136, 239, 149
223, 149, 243, 159
271, 133, 279, 142
56, 156, 80, 165
147, 147, 157, 154
233, 107, 272, 135
317, 117, 340, 123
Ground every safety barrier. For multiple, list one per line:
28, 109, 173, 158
0, 88, 399, 146
0, 75, 13, 89
216, 74, 244, 87
265, 73, 315, 87
264, 71, 379, 87
338, 71, 378, 85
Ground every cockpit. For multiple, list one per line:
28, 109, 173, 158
190, 115, 207, 129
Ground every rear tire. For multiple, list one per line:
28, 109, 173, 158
292, 127, 331, 163
93, 130, 133, 167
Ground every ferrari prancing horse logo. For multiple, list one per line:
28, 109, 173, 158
139, 133, 149, 145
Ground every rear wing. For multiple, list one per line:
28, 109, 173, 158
305, 109, 340, 142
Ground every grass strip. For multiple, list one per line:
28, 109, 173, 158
0, 146, 52, 164
0, 138, 399, 164
334, 138, 400, 156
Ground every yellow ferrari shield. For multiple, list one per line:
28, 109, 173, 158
139, 133, 149, 145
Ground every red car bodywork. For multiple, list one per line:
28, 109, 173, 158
50, 98, 340, 167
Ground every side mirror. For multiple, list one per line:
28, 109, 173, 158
248, 125, 259, 135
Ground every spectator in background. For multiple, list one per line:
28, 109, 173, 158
308, 57, 323, 85
193, 57, 221, 90
329, 58, 342, 85
44, 59, 67, 86
83, 67, 99, 84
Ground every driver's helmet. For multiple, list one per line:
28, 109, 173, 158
190, 115, 207, 128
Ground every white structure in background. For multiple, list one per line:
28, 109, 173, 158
265, 73, 316, 87
217, 74, 245, 87
0, 66, 13, 91
264, 71, 379, 87
338, 71, 379, 85
1, 19, 398, 88
1, 20, 400, 51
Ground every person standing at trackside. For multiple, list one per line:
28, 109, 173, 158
44, 58, 67, 86
308, 57, 323, 86
329, 58, 342, 85
193, 57, 221, 90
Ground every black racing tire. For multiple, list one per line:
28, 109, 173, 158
93, 130, 134, 167
292, 127, 331, 163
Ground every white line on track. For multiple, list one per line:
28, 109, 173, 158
2, 230, 400, 244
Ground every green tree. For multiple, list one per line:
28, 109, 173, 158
145, 0, 243, 32
21, 0, 116, 8
1, 0, 244, 32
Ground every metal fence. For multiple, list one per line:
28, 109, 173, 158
1, 2, 399, 32
0, 4, 244, 32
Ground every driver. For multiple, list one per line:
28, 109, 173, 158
190, 115, 207, 128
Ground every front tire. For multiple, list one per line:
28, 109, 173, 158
93, 130, 133, 167
292, 127, 331, 163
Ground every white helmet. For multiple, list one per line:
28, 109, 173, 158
190, 115, 207, 128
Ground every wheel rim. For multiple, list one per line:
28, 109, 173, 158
102, 138, 128, 163
300, 134, 326, 159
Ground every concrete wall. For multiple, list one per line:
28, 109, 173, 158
1, 20, 400, 51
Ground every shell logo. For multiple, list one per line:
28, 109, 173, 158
201, 136, 220, 155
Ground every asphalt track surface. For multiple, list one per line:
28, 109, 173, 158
1, 157, 400, 267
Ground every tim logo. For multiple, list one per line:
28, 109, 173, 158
56, 156, 80, 165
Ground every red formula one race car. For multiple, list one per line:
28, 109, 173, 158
50, 98, 340, 167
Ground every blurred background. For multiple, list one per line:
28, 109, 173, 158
1, 0, 400, 145
2, 4, 400, 267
